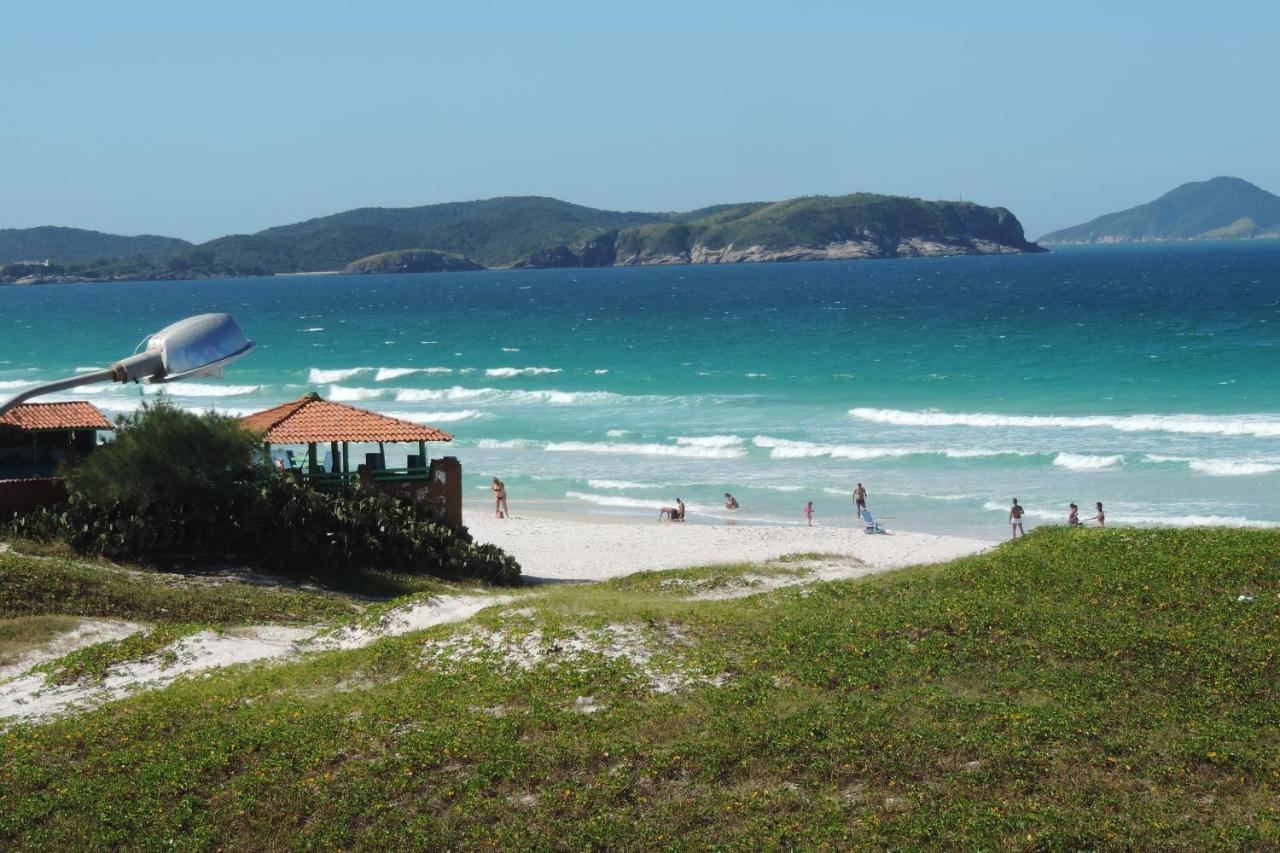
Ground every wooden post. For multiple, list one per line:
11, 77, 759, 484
330, 441, 339, 473
417, 440, 426, 469
308, 442, 317, 474
342, 441, 349, 478
378, 441, 385, 469
263, 442, 272, 472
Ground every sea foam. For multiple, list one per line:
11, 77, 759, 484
850, 407, 1280, 438
1052, 452, 1124, 470
484, 367, 562, 378
545, 440, 747, 460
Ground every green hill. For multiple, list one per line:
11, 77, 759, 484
0, 226, 191, 265
1040, 176, 1280, 243
3, 193, 1042, 281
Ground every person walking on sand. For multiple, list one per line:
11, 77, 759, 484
853, 483, 867, 519
805, 500, 814, 526
1009, 498, 1025, 539
491, 477, 508, 519
1091, 501, 1106, 528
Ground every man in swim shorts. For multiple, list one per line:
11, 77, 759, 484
1009, 498, 1025, 539
853, 483, 867, 519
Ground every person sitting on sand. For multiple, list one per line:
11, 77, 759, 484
1068, 503, 1082, 526
724, 492, 739, 510
1091, 501, 1105, 528
492, 477, 508, 519
659, 498, 686, 522
1009, 498, 1025, 539
853, 483, 867, 518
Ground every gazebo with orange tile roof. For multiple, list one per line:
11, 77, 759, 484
240, 391, 453, 481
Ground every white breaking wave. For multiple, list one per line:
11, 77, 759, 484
0, 380, 35, 390
382, 409, 481, 424
1052, 452, 1124, 471
476, 438, 539, 450
606, 429, 630, 438
754, 435, 913, 460
981, 500, 1280, 528
309, 367, 371, 383
484, 367, 562, 378
594, 369, 610, 375
327, 385, 386, 402
674, 435, 744, 448
395, 386, 496, 402
566, 491, 705, 512
546, 441, 747, 460
850, 407, 1280, 438
501, 347, 521, 352
751, 435, 1030, 462
1144, 454, 1280, 477
374, 367, 421, 381
587, 479, 664, 490
158, 383, 261, 398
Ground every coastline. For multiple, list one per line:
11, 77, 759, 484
466, 512, 994, 584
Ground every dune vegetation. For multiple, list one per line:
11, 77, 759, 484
1, 526, 1277, 847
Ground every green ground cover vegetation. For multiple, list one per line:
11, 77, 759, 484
1, 527, 1276, 847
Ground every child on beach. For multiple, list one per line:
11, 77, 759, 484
804, 501, 814, 526
1009, 498, 1025, 539
1091, 501, 1105, 527
1068, 503, 1081, 526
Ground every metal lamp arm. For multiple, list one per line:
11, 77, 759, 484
0, 352, 164, 418
0, 369, 117, 418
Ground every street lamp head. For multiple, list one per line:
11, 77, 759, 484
138, 313, 256, 383
0, 313, 256, 418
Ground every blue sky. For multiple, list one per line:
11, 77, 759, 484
2, 1, 1277, 242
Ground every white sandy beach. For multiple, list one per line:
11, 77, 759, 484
468, 512, 994, 583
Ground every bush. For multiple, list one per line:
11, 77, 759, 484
7, 399, 520, 586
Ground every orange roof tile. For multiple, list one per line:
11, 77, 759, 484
0, 401, 112, 432
240, 392, 453, 444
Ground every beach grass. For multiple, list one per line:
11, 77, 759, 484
1, 527, 1278, 847
0, 615, 81, 670
0, 551, 362, 625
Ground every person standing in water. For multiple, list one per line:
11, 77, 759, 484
724, 493, 740, 510
804, 501, 814, 526
853, 483, 868, 519
1009, 498, 1025, 539
1091, 501, 1106, 527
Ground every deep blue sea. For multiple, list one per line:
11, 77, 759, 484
3, 242, 1279, 536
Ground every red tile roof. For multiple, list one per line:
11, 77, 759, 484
0, 401, 112, 432
240, 392, 453, 444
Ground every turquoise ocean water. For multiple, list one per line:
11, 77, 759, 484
3, 243, 1278, 536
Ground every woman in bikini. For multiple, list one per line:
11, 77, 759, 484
1092, 501, 1105, 528
492, 477, 508, 518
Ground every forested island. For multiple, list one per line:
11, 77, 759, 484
1, 193, 1043, 283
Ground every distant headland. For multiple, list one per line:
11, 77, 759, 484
1040, 176, 1280, 244
0, 193, 1043, 284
